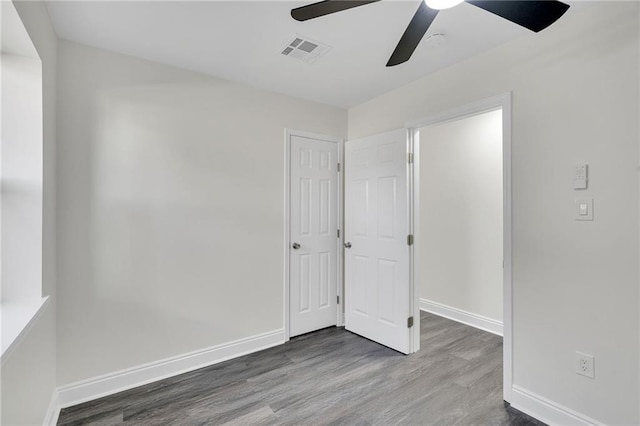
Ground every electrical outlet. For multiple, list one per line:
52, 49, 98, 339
576, 352, 595, 379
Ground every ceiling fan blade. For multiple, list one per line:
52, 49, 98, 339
466, 1, 570, 32
387, 1, 439, 67
291, 0, 381, 22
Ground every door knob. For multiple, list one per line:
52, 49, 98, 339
292, 242, 300, 250
344, 242, 352, 249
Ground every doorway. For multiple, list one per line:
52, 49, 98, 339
409, 93, 513, 402
418, 108, 504, 333
284, 94, 512, 400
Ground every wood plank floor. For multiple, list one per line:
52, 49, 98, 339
58, 311, 543, 425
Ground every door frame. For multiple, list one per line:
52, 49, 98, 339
284, 129, 344, 342
405, 92, 513, 402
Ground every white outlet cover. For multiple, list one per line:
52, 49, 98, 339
576, 351, 595, 379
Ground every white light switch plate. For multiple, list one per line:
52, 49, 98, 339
575, 198, 593, 221
573, 164, 588, 189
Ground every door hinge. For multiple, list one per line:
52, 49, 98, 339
337, 229, 340, 238
408, 153, 414, 164
407, 234, 414, 246
337, 162, 341, 172
337, 295, 340, 304
407, 316, 414, 328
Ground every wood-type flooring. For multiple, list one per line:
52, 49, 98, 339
58, 311, 543, 425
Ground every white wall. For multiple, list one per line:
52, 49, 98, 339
1, 1, 57, 424
349, 3, 639, 425
1, 51, 43, 304
419, 109, 503, 322
1, 308, 56, 425
56, 40, 347, 385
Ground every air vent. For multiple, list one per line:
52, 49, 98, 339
280, 34, 331, 64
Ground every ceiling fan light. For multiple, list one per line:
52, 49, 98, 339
424, 0, 464, 10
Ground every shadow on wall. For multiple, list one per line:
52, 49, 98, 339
59, 83, 286, 382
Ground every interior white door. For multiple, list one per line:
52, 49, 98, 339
289, 135, 338, 337
344, 129, 411, 354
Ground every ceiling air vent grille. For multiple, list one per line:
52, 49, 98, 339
280, 34, 331, 64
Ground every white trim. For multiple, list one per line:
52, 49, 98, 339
1, 296, 50, 362
511, 386, 605, 426
57, 329, 284, 408
283, 129, 343, 340
420, 298, 503, 336
405, 93, 507, 129
284, 129, 292, 341
408, 129, 420, 353
43, 389, 60, 426
337, 138, 345, 327
407, 92, 513, 402
502, 93, 514, 403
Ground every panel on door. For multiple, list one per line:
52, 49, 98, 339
290, 135, 338, 337
344, 129, 411, 354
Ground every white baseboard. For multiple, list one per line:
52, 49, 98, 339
43, 388, 59, 426
420, 298, 503, 336
511, 385, 605, 426
57, 329, 285, 409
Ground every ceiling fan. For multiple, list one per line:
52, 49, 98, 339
291, 0, 570, 66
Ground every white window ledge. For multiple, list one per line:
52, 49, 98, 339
1, 296, 50, 361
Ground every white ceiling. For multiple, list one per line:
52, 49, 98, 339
46, 0, 569, 108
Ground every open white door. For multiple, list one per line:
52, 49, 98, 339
344, 129, 412, 354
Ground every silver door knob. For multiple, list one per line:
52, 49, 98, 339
344, 242, 352, 249
292, 243, 300, 250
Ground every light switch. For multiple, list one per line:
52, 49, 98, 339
574, 164, 588, 190
579, 203, 588, 215
575, 198, 593, 221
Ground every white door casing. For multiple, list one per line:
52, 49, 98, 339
344, 129, 412, 354
406, 92, 512, 401
289, 134, 339, 337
